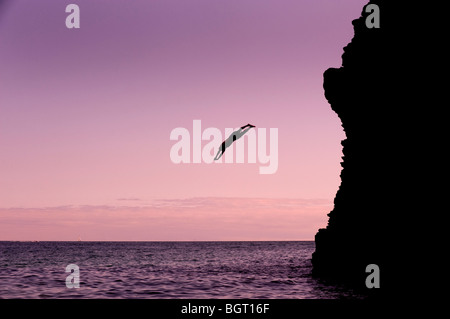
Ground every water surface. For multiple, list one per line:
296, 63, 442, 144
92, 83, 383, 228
0, 241, 365, 299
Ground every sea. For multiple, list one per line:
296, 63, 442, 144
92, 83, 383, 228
0, 241, 366, 299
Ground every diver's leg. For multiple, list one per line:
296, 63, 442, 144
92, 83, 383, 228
240, 127, 251, 135
240, 124, 255, 130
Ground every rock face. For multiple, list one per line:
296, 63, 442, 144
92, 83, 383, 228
312, 0, 415, 291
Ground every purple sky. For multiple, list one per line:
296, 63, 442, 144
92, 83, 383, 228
0, 0, 367, 240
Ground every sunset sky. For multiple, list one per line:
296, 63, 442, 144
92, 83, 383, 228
0, 0, 367, 241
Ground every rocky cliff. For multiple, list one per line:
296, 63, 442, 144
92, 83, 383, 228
312, 0, 417, 293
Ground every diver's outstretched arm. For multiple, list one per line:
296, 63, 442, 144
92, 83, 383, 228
214, 149, 223, 161
214, 141, 228, 160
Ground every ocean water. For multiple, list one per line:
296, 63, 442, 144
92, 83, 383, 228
0, 241, 365, 299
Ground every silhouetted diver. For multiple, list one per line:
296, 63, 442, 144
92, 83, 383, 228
214, 124, 255, 160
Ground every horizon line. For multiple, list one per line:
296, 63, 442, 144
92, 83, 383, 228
0, 239, 315, 243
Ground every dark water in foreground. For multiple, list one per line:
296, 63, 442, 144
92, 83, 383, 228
0, 241, 365, 299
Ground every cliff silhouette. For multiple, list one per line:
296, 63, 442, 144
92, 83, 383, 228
312, 0, 418, 294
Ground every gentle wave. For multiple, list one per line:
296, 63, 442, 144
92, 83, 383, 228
0, 241, 365, 299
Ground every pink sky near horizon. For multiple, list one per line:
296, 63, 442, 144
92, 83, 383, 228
0, 0, 367, 240
0, 198, 332, 241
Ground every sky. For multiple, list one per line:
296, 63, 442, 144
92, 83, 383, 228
0, 0, 367, 241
